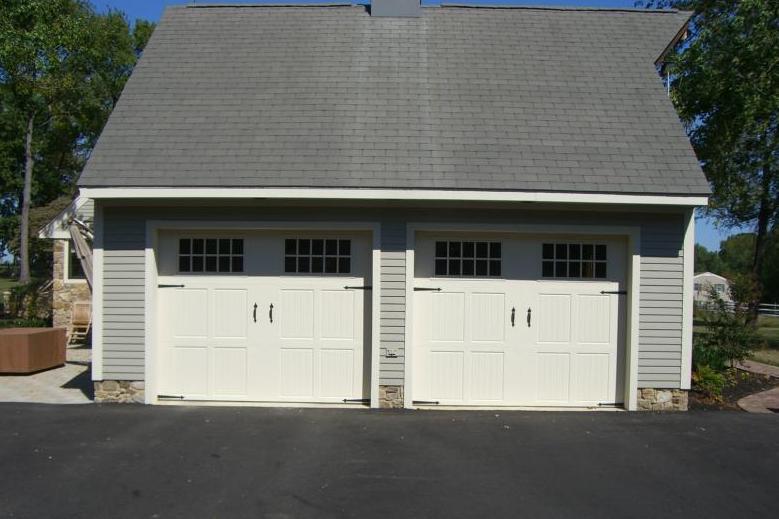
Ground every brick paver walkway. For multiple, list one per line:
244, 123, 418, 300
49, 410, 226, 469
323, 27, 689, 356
0, 345, 92, 404
736, 359, 779, 414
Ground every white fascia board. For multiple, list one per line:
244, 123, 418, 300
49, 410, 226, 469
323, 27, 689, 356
38, 195, 89, 239
80, 187, 709, 207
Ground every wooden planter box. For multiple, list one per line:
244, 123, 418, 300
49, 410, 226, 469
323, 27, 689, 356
0, 328, 66, 374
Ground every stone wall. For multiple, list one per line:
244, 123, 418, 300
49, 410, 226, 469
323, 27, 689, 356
52, 240, 91, 329
379, 385, 404, 409
637, 388, 688, 411
94, 381, 145, 403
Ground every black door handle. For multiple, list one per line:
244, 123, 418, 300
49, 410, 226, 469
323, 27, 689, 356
253, 303, 257, 323
511, 307, 515, 327
269, 303, 274, 323
527, 308, 532, 327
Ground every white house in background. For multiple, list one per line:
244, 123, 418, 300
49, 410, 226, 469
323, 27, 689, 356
77, 2, 710, 411
693, 272, 731, 304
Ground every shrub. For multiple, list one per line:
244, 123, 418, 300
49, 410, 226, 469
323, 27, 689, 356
692, 364, 727, 398
5, 281, 52, 322
693, 281, 762, 371
0, 318, 49, 329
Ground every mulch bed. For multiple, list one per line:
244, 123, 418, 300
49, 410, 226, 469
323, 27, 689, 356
689, 368, 779, 411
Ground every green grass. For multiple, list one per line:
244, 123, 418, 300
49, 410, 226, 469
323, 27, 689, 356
752, 316, 779, 366
0, 277, 20, 291
752, 349, 779, 367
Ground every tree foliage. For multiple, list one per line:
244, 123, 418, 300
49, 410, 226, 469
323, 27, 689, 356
639, 0, 779, 317
0, 0, 153, 279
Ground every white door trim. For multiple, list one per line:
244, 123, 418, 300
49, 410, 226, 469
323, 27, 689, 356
404, 222, 642, 410
143, 220, 381, 407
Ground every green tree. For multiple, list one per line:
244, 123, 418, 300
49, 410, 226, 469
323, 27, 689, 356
639, 0, 779, 321
0, 1, 153, 281
694, 243, 723, 274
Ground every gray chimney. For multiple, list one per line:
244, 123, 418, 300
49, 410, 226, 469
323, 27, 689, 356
371, 0, 421, 17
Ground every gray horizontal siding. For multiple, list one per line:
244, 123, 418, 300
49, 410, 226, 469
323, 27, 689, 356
96, 204, 687, 392
379, 222, 406, 386
637, 218, 685, 388
100, 209, 145, 380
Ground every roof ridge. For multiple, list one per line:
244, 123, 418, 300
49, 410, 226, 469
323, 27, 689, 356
440, 3, 680, 14
182, 2, 680, 14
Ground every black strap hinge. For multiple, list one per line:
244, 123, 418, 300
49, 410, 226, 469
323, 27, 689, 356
344, 286, 372, 290
158, 284, 185, 288
414, 287, 442, 292
600, 290, 627, 295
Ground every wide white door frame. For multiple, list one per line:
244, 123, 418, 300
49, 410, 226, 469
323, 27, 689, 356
144, 220, 382, 407
405, 222, 642, 410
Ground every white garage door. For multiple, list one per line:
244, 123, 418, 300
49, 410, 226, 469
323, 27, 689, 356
413, 234, 626, 407
157, 232, 371, 403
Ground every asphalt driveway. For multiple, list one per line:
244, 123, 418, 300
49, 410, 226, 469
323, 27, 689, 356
0, 405, 777, 518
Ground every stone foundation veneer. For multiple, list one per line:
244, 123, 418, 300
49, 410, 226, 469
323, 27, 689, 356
379, 385, 404, 409
94, 381, 145, 403
637, 388, 688, 411
52, 240, 92, 329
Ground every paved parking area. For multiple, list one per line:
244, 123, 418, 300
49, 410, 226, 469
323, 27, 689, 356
0, 405, 776, 518
0, 345, 92, 404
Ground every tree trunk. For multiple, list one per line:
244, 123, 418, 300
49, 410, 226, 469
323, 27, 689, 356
749, 162, 773, 325
18, 113, 34, 284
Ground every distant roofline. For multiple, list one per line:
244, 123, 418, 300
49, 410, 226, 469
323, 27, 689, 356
693, 272, 729, 282
182, 2, 681, 14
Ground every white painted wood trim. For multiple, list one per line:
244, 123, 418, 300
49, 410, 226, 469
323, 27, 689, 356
38, 195, 90, 239
405, 221, 642, 410
143, 219, 381, 406
403, 225, 416, 409
62, 241, 88, 284
680, 208, 695, 390
626, 229, 642, 411
144, 221, 159, 404
81, 187, 708, 207
370, 223, 382, 408
91, 203, 104, 380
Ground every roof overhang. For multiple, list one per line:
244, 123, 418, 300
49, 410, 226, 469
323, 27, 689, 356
38, 196, 90, 239
80, 187, 709, 207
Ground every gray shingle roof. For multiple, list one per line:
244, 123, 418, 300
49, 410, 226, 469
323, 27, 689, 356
79, 4, 710, 196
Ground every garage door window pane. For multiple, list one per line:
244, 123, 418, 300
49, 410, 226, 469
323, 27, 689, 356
435, 259, 447, 276
178, 238, 244, 274
542, 242, 606, 279
312, 256, 323, 273
285, 238, 352, 274
219, 239, 231, 254
434, 240, 501, 277
285, 239, 296, 255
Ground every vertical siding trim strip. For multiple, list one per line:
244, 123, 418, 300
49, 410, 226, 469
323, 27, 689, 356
403, 224, 415, 408
370, 224, 382, 408
626, 229, 642, 411
91, 202, 104, 380
680, 208, 695, 390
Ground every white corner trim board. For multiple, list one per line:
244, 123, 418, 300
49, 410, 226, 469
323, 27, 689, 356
80, 187, 709, 207
680, 208, 695, 390
91, 203, 104, 381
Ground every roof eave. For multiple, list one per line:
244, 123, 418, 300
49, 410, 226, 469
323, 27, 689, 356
80, 187, 709, 207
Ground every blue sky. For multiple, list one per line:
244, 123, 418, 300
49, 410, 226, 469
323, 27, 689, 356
92, 0, 745, 250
